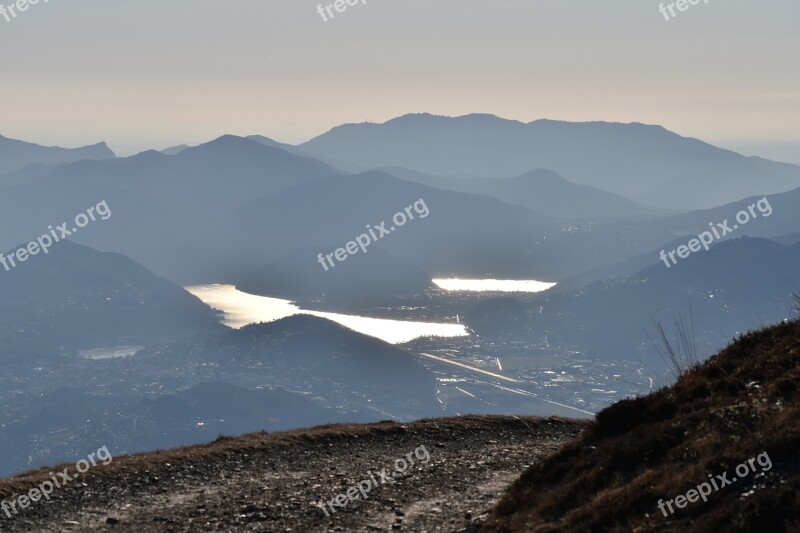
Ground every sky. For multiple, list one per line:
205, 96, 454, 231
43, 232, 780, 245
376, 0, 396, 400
1, 0, 799, 160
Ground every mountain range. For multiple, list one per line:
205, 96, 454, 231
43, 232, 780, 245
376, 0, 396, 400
0, 134, 114, 175
300, 113, 800, 210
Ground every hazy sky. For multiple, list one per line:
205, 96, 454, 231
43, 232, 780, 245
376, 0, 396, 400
1, 0, 798, 158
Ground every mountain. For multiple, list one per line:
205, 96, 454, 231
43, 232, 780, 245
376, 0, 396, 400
300, 113, 800, 210
0, 134, 115, 175
247, 134, 364, 173
0, 135, 341, 277
0, 241, 224, 362
237, 245, 433, 304
6, 319, 798, 530
160, 144, 189, 155
246, 134, 304, 153
0, 311, 438, 477
181, 171, 562, 284
529, 185, 800, 287
139, 314, 440, 419
484, 317, 800, 531
382, 167, 663, 220
213, 314, 436, 395
466, 238, 800, 365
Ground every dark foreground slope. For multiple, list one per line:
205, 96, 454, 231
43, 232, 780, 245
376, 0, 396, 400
483, 318, 800, 532
0, 417, 587, 532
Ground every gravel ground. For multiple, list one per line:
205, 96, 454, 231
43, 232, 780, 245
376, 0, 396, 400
0, 416, 589, 532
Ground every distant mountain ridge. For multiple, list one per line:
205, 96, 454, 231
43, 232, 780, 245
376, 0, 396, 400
0, 135, 341, 276
300, 113, 800, 210
381, 167, 663, 220
0, 134, 115, 175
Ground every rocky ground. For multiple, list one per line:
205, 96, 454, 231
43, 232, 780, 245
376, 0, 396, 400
0, 416, 589, 532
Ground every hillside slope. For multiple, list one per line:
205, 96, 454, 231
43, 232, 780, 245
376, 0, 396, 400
483, 317, 800, 532
0, 241, 224, 362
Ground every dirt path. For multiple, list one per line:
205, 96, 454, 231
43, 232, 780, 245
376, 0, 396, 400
0, 416, 589, 532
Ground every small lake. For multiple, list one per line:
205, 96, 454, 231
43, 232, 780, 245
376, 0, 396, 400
433, 278, 556, 293
79, 346, 144, 360
186, 284, 469, 344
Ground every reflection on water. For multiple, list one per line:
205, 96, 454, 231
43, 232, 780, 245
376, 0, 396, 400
433, 278, 556, 293
186, 284, 469, 344
79, 346, 144, 360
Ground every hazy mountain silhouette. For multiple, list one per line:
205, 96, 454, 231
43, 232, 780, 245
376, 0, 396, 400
176, 171, 561, 284
247, 134, 364, 173
0, 134, 115, 175
160, 144, 189, 155
529, 185, 800, 287
468, 238, 800, 365
654, 186, 799, 240
381, 167, 663, 220
246, 134, 305, 153
300, 113, 800, 209
0, 135, 341, 274
0, 241, 224, 362
237, 245, 433, 303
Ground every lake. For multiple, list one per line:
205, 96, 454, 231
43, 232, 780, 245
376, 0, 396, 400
186, 284, 470, 344
433, 278, 556, 292
79, 345, 144, 360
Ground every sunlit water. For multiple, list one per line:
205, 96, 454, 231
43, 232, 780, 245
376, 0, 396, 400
79, 346, 144, 360
433, 278, 556, 293
186, 284, 469, 344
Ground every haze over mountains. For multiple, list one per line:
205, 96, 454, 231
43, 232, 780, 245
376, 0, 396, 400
0, 135, 340, 273
237, 245, 434, 303
1, 114, 798, 486
0, 241, 223, 363
380, 167, 663, 220
466, 237, 800, 366
300, 114, 800, 210
0, 239, 436, 476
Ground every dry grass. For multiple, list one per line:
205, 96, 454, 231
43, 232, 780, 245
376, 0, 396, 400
483, 318, 800, 532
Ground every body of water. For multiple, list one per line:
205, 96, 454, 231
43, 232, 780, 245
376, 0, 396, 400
79, 346, 144, 360
433, 278, 556, 293
186, 284, 469, 344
